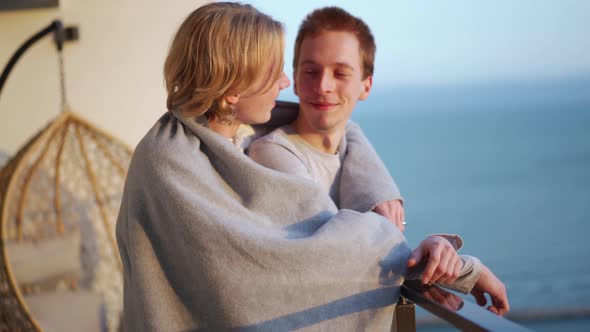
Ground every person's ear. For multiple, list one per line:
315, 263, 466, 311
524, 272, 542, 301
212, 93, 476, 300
224, 94, 240, 105
359, 75, 373, 101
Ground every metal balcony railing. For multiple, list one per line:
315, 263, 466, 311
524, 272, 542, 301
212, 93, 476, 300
394, 280, 531, 332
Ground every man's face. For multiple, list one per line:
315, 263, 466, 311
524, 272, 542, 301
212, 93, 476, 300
294, 30, 372, 134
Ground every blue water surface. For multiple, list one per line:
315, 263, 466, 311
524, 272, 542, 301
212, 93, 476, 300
351, 83, 590, 330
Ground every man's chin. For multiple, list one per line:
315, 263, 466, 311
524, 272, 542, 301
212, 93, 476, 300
310, 120, 337, 133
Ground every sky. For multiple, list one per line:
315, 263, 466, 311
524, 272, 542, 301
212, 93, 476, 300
245, 0, 590, 100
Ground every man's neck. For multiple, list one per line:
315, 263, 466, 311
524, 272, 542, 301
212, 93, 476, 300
291, 117, 345, 154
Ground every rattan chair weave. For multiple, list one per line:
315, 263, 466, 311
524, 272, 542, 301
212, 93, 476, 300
0, 111, 132, 332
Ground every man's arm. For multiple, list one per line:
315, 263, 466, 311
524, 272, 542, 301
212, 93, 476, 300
406, 235, 480, 293
340, 122, 403, 213
406, 236, 509, 316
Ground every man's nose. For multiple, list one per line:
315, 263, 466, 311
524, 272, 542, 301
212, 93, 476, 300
318, 72, 334, 93
278, 72, 290, 90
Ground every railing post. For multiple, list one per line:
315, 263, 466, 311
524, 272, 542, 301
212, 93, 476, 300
393, 296, 416, 332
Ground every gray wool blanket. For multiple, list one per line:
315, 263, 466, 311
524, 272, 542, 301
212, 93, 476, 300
116, 110, 411, 331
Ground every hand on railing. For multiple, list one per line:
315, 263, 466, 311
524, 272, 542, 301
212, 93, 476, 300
407, 235, 463, 285
406, 235, 511, 317
470, 264, 510, 316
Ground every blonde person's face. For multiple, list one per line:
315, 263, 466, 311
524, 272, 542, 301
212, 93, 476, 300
233, 71, 290, 125
294, 31, 372, 133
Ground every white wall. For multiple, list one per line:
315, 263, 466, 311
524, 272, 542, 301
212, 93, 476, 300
0, 0, 208, 155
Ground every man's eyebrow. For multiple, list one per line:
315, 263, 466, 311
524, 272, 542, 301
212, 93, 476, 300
300, 60, 355, 70
300, 60, 318, 66
334, 63, 354, 70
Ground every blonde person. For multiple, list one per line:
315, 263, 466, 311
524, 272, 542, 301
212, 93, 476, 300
116, 2, 501, 331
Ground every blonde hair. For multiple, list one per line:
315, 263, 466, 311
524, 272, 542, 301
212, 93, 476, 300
164, 2, 284, 121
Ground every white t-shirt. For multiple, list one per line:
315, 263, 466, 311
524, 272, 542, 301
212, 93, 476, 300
248, 125, 343, 205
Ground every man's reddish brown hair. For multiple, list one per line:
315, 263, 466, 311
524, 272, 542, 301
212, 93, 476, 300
293, 7, 376, 79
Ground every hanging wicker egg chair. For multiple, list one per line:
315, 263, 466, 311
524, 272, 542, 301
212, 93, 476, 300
0, 111, 132, 332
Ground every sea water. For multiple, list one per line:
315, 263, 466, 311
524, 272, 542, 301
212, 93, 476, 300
351, 82, 590, 331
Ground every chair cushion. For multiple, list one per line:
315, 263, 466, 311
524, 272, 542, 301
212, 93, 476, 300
5, 231, 80, 287
24, 290, 103, 332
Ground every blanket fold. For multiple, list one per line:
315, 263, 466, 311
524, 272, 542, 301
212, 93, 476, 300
116, 111, 410, 331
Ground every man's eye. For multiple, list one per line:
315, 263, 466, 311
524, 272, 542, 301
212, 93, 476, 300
335, 72, 349, 77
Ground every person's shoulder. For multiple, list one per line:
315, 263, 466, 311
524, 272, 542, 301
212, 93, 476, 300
248, 124, 312, 176
132, 112, 204, 173
257, 124, 292, 142
124, 112, 212, 198
141, 112, 201, 148
248, 124, 308, 168
249, 125, 296, 151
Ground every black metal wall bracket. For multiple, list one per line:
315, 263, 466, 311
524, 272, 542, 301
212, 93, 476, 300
0, 20, 79, 98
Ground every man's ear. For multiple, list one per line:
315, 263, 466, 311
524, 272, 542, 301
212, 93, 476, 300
224, 94, 240, 105
359, 75, 373, 101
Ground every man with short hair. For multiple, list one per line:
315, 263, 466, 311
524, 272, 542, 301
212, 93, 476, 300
249, 6, 406, 230
249, 6, 509, 315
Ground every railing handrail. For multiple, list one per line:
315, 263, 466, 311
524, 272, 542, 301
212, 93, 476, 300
399, 280, 531, 332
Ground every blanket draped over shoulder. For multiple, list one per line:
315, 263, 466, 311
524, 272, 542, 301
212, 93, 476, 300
116, 110, 410, 331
